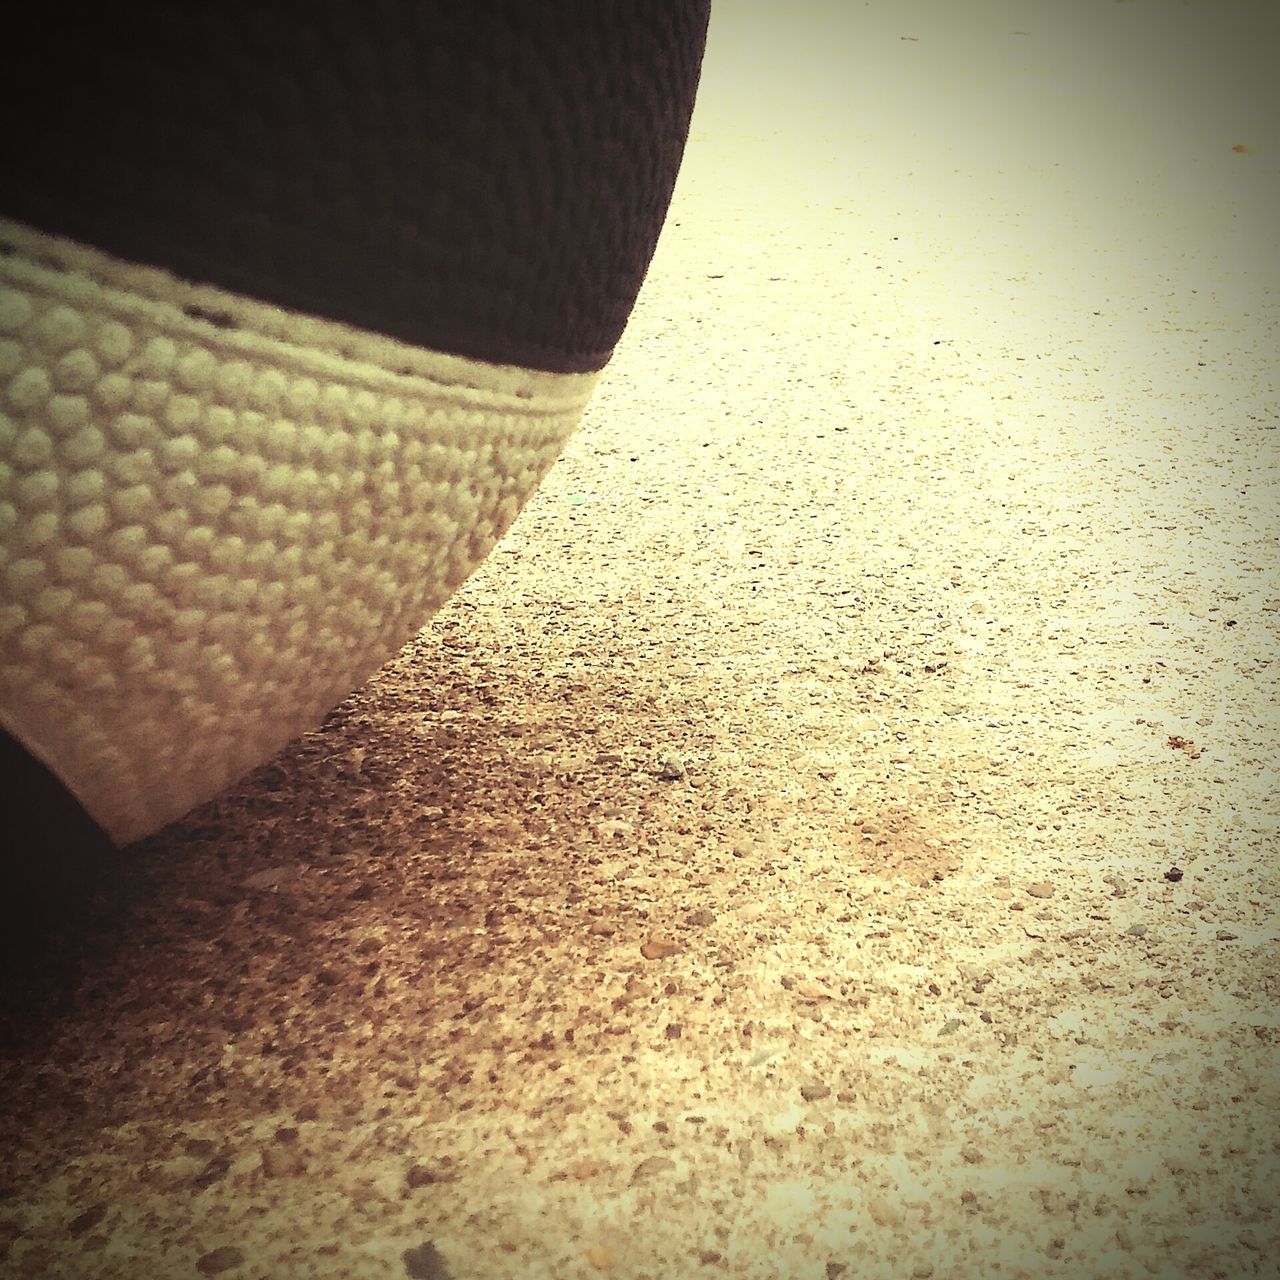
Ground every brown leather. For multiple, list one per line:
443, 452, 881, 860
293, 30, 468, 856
1, 0, 710, 373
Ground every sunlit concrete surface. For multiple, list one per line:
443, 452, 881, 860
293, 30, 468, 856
2, 2, 1276, 1277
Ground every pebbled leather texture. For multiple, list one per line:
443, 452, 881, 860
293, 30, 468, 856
1, 0, 711, 374
0, 220, 603, 846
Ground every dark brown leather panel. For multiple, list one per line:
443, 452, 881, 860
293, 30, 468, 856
1, 1, 710, 373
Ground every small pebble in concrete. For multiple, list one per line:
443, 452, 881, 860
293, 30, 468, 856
196, 1246, 245, 1275
191, 1155, 231, 1191
655, 753, 685, 780
405, 1162, 454, 1188
631, 1156, 676, 1184
866, 1195, 904, 1227
641, 935, 681, 960
66, 1203, 108, 1237
796, 981, 836, 1001
586, 1244, 615, 1269
402, 1241, 452, 1280
261, 1145, 306, 1178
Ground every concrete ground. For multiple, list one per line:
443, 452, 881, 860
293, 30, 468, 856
2, 2, 1277, 1277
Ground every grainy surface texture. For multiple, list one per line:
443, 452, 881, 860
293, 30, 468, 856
1, 2, 1277, 1278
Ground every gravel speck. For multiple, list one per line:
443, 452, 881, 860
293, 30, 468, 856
190, 1155, 231, 1192
261, 1145, 306, 1177
402, 1241, 452, 1279
196, 1247, 245, 1276
66, 1203, 108, 1237
640, 935, 681, 960
631, 1156, 676, 1184
655, 753, 685, 780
